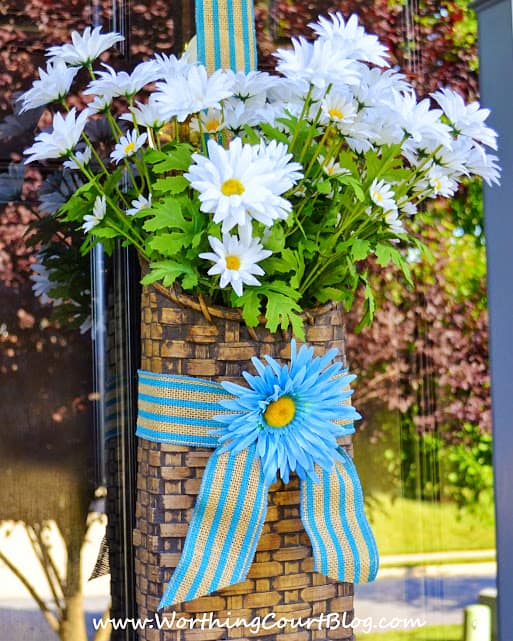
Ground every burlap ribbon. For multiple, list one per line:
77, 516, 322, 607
136, 369, 379, 608
195, 0, 257, 73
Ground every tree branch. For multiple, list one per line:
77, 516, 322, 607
0, 547, 60, 633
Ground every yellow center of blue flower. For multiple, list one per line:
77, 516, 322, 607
124, 141, 136, 154
221, 178, 245, 196
264, 396, 296, 428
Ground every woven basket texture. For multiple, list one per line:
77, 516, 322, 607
134, 284, 355, 641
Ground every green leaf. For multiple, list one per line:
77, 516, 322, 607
143, 198, 184, 231
153, 175, 189, 194
234, 288, 263, 327
141, 260, 196, 288
148, 233, 188, 256
375, 243, 396, 267
315, 286, 345, 303
88, 226, 120, 239
259, 122, 290, 145
317, 180, 332, 194
351, 239, 371, 261
263, 225, 286, 252
261, 285, 304, 339
150, 143, 193, 173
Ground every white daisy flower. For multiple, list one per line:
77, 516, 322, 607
199, 229, 272, 296
46, 27, 124, 66
31, 259, 63, 305
153, 66, 234, 122
320, 93, 358, 127
309, 13, 390, 67
385, 210, 405, 236
185, 138, 300, 232
190, 108, 225, 134
24, 108, 88, 163
426, 166, 458, 197
84, 95, 113, 115
110, 130, 147, 164
126, 194, 152, 216
431, 88, 498, 150
18, 60, 78, 112
63, 147, 92, 170
83, 195, 106, 232
398, 196, 417, 217
370, 178, 396, 212
275, 36, 361, 91
319, 156, 350, 177
120, 99, 167, 129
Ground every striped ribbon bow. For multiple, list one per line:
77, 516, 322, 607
136, 368, 379, 608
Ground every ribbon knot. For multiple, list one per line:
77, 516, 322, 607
136, 363, 379, 609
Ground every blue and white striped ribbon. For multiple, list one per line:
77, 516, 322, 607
135, 369, 379, 608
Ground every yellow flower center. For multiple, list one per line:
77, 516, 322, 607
433, 178, 442, 191
328, 108, 344, 120
372, 190, 383, 202
221, 178, 245, 196
206, 119, 221, 132
264, 396, 296, 428
124, 141, 136, 154
225, 254, 241, 270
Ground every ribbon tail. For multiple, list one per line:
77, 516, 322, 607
159, 443, 268, 608
300, 448, 379, 583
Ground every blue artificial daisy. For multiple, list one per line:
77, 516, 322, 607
214, 340, 361, 485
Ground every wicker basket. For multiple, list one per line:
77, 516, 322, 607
133, 282, 355, 641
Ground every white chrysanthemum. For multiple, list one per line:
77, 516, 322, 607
186, 138, 301, 232
120, 99, 167, 129
199, 229, 271, 296
191, 108, 225, 134
126, 194, 152, 216
63, 147, 92, 170
354, 67, 409, 107
19, 60, 78, 112
465, 145, 501, 186
389, 90, 452, 149
83, 195, 106, 232
85, 63, 156, 100
110, 130, 147, 164
253, 139, 303, 193
46, 27, 124, 66
274, 36, 361, 90
151, 51, 194, 80
153, 66, 234, 122
320, 93, 358, 127
309, 13, 389, 67
24, 108, 88, 163
432, 88, 498, 150
370, 178, 396, 212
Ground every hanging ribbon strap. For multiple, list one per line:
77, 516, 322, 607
136, 369, 379, 608
195, 0, 258, 72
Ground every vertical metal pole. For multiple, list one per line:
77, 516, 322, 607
90, 0, 107, 487
473, 2, 513, 641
